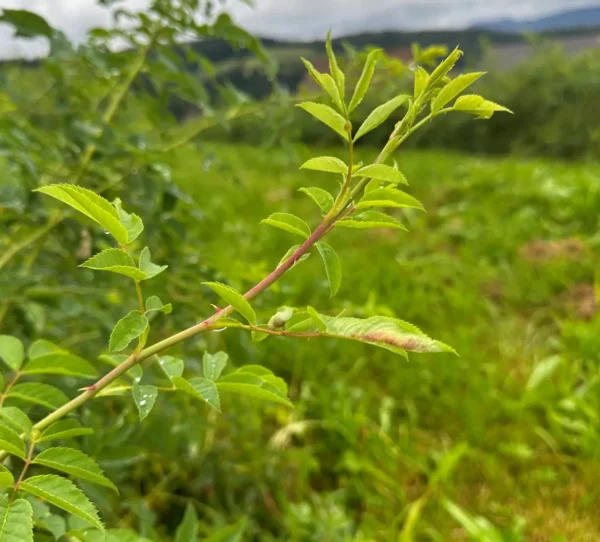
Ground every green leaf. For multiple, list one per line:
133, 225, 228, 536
316, 242, 342, 297
278, 245, 311, 267
157, 356, 184, 380
33, 448, 117, 492
307, 306, 326, 332
354, 164, 408, 185
204, 517, 247, 542
431, 72, 486, 112
34, 184, 128, 245
428, 47, 463, 88
261, 213, 311, 239
217, 375, 292, 408
28, 340, 61, 359
0, 466, 14, 488
203, 282, 255, 325
296, 102, 349, 141
349, 49, 380, 112
0, 496, 33, 542
322, 315, 454, 356
38, 420, 94, 443
298, 187, 334, 215
20, 475, 103, 530
0, 335, 24, 371
300, 156, 348, 175
325, 31, 345, 96
23, 352, 96, 379
132, 383, 158, 421
353, 94, 410, 142
414, 66, 429, 97
203, 351, 228, 381
0, 424, 25, 459
7, 383, 68, 410
453, 94, 512, 119
0, 407, 32, 434
336, 211, 407, 230
112, 198, 143, 243
109, 311, 149, 353
175, 503, 198, 542
145, 296, 172, 315
357, 188, 424, 211
300, 59, 343, 112
526, 356, 562, 391
80, 249, 146, 281
172, 377, 220, 411
138, 247, 168, 281
0, 8, 53, 38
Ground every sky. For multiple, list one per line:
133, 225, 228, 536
0, 0, 599, 58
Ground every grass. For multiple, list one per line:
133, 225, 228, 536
155, 142, 600, 540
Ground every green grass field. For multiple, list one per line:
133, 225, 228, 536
154, 143, 600, 540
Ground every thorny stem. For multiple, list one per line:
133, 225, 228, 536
0, 96, 445, 461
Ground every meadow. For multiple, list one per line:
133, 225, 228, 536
150, 142, 600, 540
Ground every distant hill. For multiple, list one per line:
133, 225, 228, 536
474, 5, 600, 33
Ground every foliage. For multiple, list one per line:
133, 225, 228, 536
4, 2, 595, 541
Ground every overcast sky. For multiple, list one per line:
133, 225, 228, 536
1, 0, 599, 58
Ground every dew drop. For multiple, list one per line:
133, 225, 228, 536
139, 400, 146, 406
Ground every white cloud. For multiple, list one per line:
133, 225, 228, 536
0, 0, 598, 58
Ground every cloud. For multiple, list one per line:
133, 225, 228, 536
0, 0, 598, 58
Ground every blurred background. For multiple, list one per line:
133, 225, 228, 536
1, 0, 600, 540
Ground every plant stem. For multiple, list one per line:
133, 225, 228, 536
0, 372, 22, 407
10, 438, 36, 503
135, 281, 145, 314
17, 217, 334, 439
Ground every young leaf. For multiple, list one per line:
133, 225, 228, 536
336, 210, 407, 230
261, 213, 311, 239
202, 282, 256, 325
300, 59, 344, 112
20, 475, 103, 530
35, 184, 128, 245
431, 72, 486, 112
453, 95, 512, 119
278, 245, 311, 267
428, 47, 462, 88
80, 249, 146, 281
322, 315, 454, 356
354, 164, 408, 185
217, 373, 292, 408
353, 94, 410, 142
33, 448, 117, 492
0, 424, 25, 459
316, 242, 342, 297
109, 311, 149, 352
203, 351, 228, 381
0, 496, 33, 542
112, 198, 143, 243
0, 407, 32, 434
172, 377, 220, 411
296, 102, 349, 141
349, 49, 380, 112
325, 31, 345, 96
7, 383, 68, 410
23, 353, 96, 379
307, 306, 326, 332
146, 296, 172, 315
357, 188, 424, 211
157, 356, 184, 380
138, 247, 168, 281
38, 420, 94, 443
414, 66, 429, 97
132, 383, 158, 421
175, 503, 199, 542
0, 466, 14, 488
300, 156, 348, 175
298, 187, 334, 215
0, 335, 24, 371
